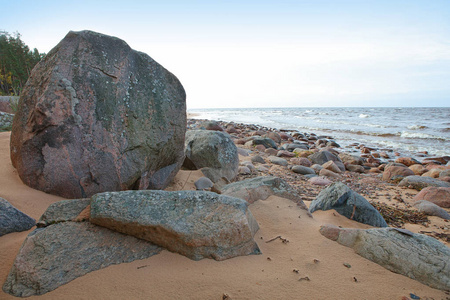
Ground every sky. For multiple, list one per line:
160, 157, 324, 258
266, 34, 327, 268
2, 0, 450, 108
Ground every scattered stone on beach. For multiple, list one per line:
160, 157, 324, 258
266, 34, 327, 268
422, 168, 442, 178
10, 30, 186, 198
265, 132, 281, 144
194, 177, 214, 190
264, 148, 278, 156
311, 164, 323, 174
252, 137, 278, 149
395, 157, 421, 167
37, 198, 90, 227
281, 143, 308, 151
90, 190, 261, 261
319, 168, 342, 179
408, 164, 428, 176
319, 225, 450, 291
308, 176, 333, 186
202, 121, 224, 131
293, 149, 314, 157
338, 153, 364, 165
277, 150, 295, 158
2, 222, 161, 297
440, 169, 450, 178
237, 147, 250, 156
290, 157, 312, 167
268, 156, 288, 167
309, 182, 388, 227
238, 166, 252, 175
413, 200, 450, 220
398, 175, 450, 191
184, 130, 239, 183
322, 160, 342, 173
251, 155, 266, 164
422, 156, 450, 165
291, 165, 316, 175
345, 164, 365, 173
382, 165, 415, 181
0, 197, 36, 236
309, 150, 345, 172
413, 187, 450, 208
220, 176, 306, 209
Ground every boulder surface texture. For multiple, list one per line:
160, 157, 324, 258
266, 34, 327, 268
90, 190, 260, 261
10, 30, 186, 198
309, 182, 388, 227
398, 175, 450, 190
320, 225, 450, 291
3, 222, 161, 297
0, 197, 35, 236
184, 130, 239, 183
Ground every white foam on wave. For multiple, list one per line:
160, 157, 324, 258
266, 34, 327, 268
407, 125, 428, 130
359, 114, 370, 118
400, 131, 449, 140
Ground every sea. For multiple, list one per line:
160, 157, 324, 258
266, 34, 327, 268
188, 107, 450, 159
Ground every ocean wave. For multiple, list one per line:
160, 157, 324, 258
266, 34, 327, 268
400, 131, 449, 141
359, 114, 370, 118
407, 125, 428, 130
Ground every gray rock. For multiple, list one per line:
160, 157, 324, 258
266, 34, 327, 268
2, 222, 161, 297
252, 137, 278, 149
291, 165, 316, 175
311, 164, 323, 173
268, 156, 288, 166
238, 166, 252, 175
281, 143, 308, 151
90, 190, 260, 261
440, 169, 450, 178
319, 225, 450, 291
309, 151, 345, 171
37, 198, 90, 227
10, 30, 186, 198
398, 175, 450, 190
309, 182, 388, 227
0, 197, 35, 236
413, 200, 450, 219
184, 130, 239, 183
346, 164, 365, 173
194, 177, 214, 190
251, 155, 266, 164
237, 147, 251, 156
221, 176, 307, 209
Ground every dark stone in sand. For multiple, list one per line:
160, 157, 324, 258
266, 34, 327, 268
309, 182, 388, 227
398, 175, 450, 191
0, 198, 36, 236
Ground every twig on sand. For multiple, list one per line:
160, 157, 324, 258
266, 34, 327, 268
265, 235, 289, 243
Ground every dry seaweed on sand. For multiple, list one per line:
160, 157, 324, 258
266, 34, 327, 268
370, 202, 429, 228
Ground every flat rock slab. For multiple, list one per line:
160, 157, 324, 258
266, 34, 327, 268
2, 222, 161, 297
90, 190, 260, 261
220, 176, 307, 209
398, 175, 450, 190
0, 197, 35, 236
37, 198, 90, 227
413, 200, 450, 219
320, 225, 450, 291
309, 182, 388, 227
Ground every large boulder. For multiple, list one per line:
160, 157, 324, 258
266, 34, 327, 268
398, 175, 450, 191
90, 190, 260, 261
10, 30, 186, 198
309, 182, 388, 227
0, 197, 35, 236
184, 130, 239, 183
413, 186, 450, 208
320, 225, 450, 291
2, 222, 161, 297
220, 176, 307, 209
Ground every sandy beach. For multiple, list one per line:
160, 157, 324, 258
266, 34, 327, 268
1, 128, 449, 299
